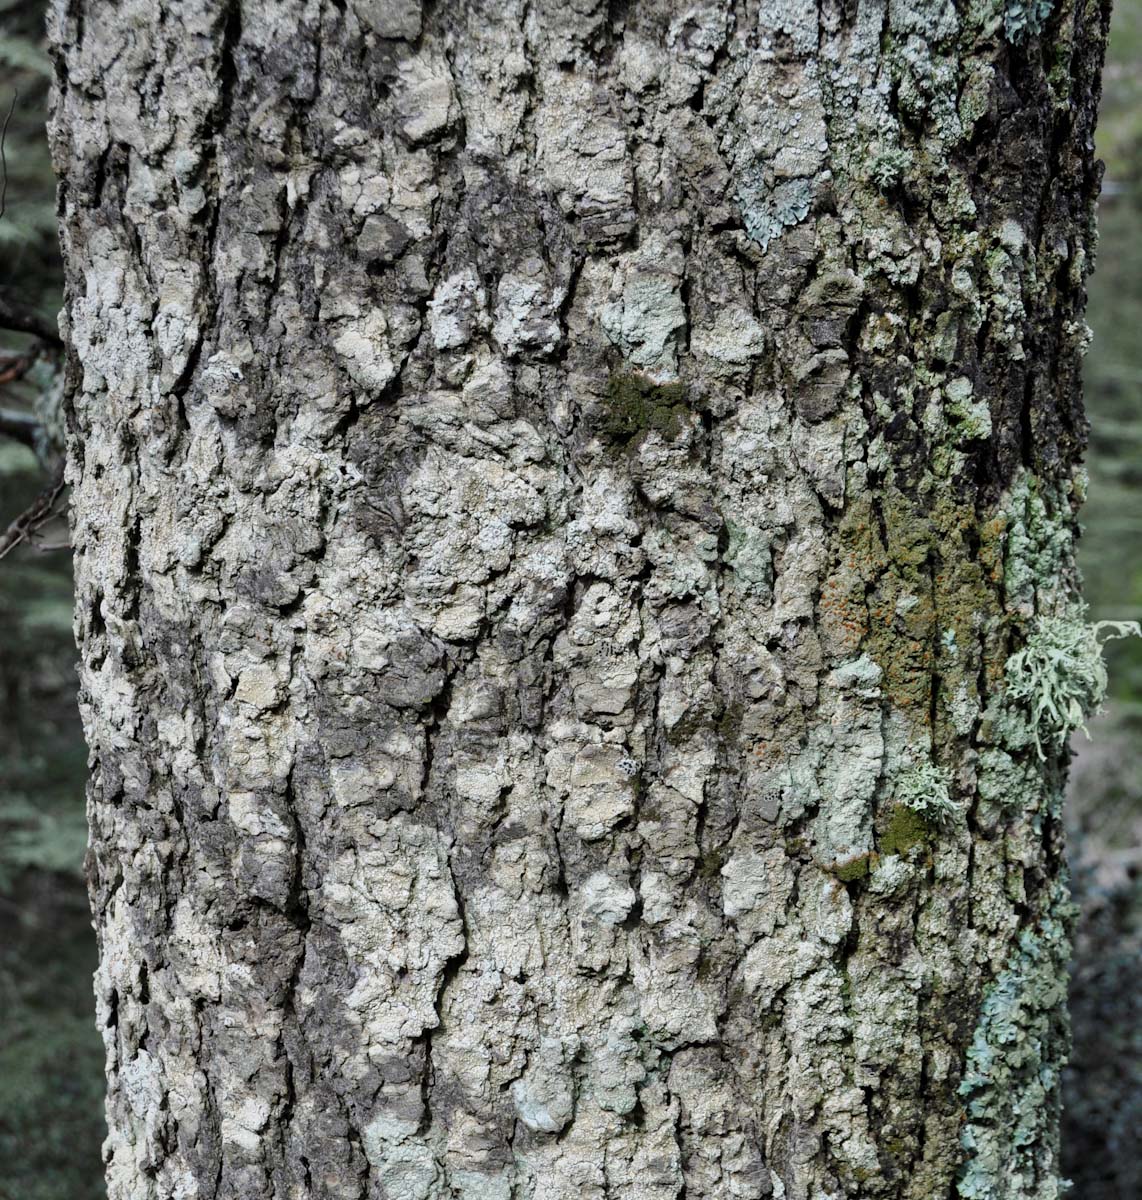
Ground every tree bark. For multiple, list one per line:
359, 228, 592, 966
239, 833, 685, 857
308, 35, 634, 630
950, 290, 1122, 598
48, 1, 1110, 1197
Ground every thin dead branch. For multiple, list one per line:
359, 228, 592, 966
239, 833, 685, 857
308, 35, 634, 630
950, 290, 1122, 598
0, 87, 15, 222
0, 462, 67, 561
0, 346, 40, 385
0, 406, 41, 450
0, 292, 62, 347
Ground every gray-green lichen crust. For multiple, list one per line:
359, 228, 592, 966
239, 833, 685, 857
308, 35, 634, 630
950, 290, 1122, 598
47, 0, 1112, 1197
957, 879, 1073, 1200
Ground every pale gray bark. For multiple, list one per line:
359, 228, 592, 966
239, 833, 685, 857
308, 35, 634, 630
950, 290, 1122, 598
49, 1, 1110, 1198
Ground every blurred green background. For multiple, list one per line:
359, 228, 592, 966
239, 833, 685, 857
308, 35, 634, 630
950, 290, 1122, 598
1058, 1, 1142, 1192
0, 2, 1139, 1198
1, 4, 106, 1199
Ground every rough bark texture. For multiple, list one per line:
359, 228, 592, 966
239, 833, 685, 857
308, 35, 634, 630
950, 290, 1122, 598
49, 1, 1111, 1197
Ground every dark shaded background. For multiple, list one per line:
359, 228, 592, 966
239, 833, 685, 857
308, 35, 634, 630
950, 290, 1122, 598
0, 2, 1138, 1196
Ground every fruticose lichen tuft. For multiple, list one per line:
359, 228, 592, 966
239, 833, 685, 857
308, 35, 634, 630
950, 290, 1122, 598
896, 762, 957, 825
1003, 611, 1140, 758
957, 880, 1073, 1200
868, 147, 913, 191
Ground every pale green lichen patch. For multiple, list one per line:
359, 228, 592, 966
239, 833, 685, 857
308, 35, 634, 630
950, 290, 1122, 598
599, 234, 687, 376
945, 376, 992, 443
1003, 611, 1140, 758
956, 881, 1073, 1200
1004, 0, 1054, 44
868, 146, 914, 191
1001, 473, 1075, 617
896, 761, 957, 825
976, 748, 1045, 819
724, 521, 773, 596
958, 64, 995, 133
737, 172, 814, 250
728, 52, 828, 252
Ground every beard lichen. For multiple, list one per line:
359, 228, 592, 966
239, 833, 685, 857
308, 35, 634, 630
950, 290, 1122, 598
1002, 612, 1140, 759
895, 761, 957, 825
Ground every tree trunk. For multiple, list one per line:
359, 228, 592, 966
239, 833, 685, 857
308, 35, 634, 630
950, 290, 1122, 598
48, 1, 1110, 1197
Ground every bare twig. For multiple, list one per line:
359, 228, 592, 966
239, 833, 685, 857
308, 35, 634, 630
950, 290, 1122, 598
0, 462, 67, 561
0, 87, 16, 223
0, 346, 40, 385
0, 293, 62, 346
0, 407, 41, 450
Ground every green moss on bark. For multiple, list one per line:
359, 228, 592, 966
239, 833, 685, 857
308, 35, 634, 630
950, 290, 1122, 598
880, 806, 936, 857
835, 854, 874, 883
601, 372, 689, 444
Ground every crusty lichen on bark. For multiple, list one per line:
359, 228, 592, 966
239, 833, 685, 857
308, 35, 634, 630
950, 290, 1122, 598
48, 0, 1112, 1197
